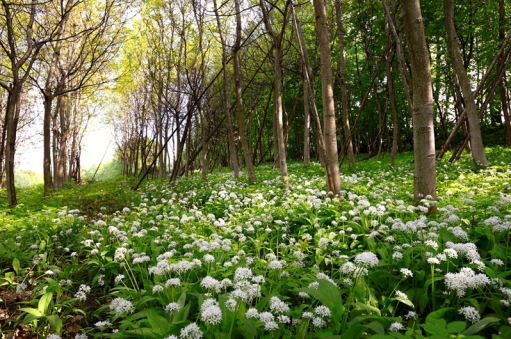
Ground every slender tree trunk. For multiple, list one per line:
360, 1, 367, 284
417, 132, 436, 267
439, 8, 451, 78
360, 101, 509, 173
260, 0, 290, 190
4, 86, 21, 206
0, 98, 7, 188
335, 0, 355, 167
499, 0, 511, 147
400, 0, 437, 210
291, 1, 327, 167
314, 0, 341, 196
386, 42, 400, 167
303, 65, 311, 167
444, 0, 488, 166
233, 0, 256, 184
213, 0, 239, 180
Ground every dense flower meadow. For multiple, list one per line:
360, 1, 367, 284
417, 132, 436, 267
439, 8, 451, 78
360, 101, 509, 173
1, 149, 511, 338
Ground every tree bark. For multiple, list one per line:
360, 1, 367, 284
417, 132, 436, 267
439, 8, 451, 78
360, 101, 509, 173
335, 0, 355, 167
233, 0, 256, 184
213, 0, 239, 180
303, 63, 310, 167
444, 0, 488, 166
499, 0, 511, 147
313, 0, 341, 196
260, 0, 290, 190
400, 0, 437, 210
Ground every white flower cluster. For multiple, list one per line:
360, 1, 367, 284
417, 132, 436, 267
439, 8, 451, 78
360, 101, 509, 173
445, 268, 490, 297
74, 284, 91, 302
109, 297, 135, 317
458, 306, 480, 323
200, 298, 222, 325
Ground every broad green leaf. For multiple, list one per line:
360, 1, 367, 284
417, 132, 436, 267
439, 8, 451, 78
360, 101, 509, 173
426, 307, 453, 322
146, 308, 171, 334
238, 318, 257, 339
38, 292, 53, 315
47, 314, 63, 333
353, 302, 381, 316
341, 325, 366, 339
294, 279, 342, 310
12, 258, 21, 275
447, 321, 467, 333
392, 296, 415, 309
462, 317, 500, 336
20, 307, 43, 317
366, 321, 385, 335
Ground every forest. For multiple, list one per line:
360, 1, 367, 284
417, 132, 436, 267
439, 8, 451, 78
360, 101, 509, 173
1, 0, 511, 338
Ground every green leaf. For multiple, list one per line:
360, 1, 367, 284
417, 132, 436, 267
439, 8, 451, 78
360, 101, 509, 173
353, 302, 381, 316
38, 292, 53, 315
422, 319, 449, 336
238, 318, 257, 339
294, 279, 342, 310
426, 307, 453, 322
366, 321, 385, 335
341, 325, 366, 339
447, 321, 467, 333
146, 308, 171, 334
20, 307, 43, 317
47, 314, 63, 333
12, 258, 21, 275
462, 317, 500, 336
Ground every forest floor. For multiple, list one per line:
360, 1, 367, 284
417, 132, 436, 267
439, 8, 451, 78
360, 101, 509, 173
1, 147, 511, 338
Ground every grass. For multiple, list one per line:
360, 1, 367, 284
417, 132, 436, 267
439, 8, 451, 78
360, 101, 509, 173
0, 147, 511, 338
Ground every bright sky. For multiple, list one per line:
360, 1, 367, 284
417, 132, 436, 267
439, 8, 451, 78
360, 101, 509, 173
16, 118, 115, 173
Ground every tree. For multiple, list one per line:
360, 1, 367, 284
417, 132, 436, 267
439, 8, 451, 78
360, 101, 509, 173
0, 0, 49, 206
259, 0, 291, 190
400, 0, 437, 210
444, 0, 489, 166
334, 0, 355, 167
233, 0, 257, 184
313, 0, 341, 196
213, 0, 239, 180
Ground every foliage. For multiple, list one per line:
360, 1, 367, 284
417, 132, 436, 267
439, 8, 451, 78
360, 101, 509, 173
1, 148, 511, 338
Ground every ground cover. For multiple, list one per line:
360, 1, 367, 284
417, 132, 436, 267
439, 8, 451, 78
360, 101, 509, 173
1, 148, 511, 338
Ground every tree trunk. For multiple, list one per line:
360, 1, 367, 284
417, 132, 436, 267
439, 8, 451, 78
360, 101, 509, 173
213, 0, 239, 180
233, 0, 256, 184
444, 0, 488, 166
335, 0, 355, 167
200, 107, 208, 181
4, 86, 21, 206
260, 0, 290, 190
314, 0, 341, 196
303, 65, 311, 167
291, 1, 327, 167
386, 38, 400, 167
400, 0, 437, 210
499, 0, 511, 147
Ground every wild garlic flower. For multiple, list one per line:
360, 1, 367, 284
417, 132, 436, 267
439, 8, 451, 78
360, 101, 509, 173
179, 322, 203, 339
354, 252, 379, 268
166, 278, 181, 287
458, 306, 480, 323
74, 284, 91, 301
245, 308, 259, 319
312, 317, 326, 328
165, 302, 181, 313
269, 296, 290, 314
445, 268, 490, 297
311, 304, 331, 319
200, 276, 220, 291
200, 299, 222, 325
400, 268, 413, 278
110, 297, 134, 317
389, 322, 404, 332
